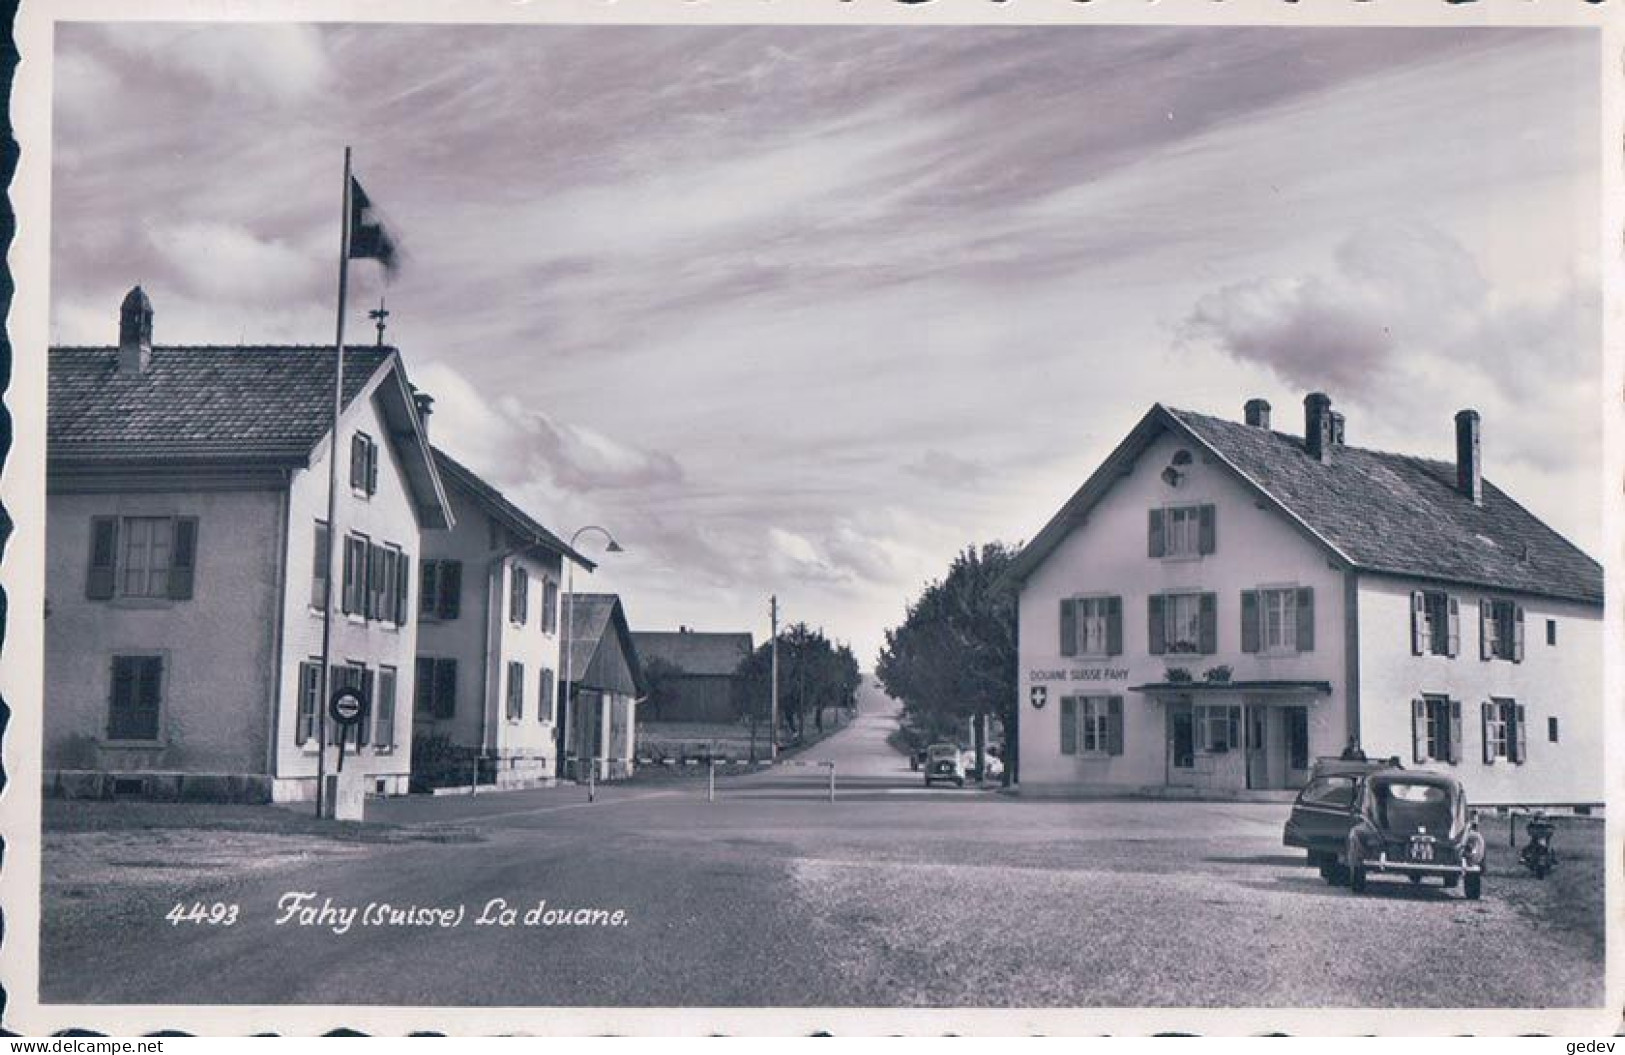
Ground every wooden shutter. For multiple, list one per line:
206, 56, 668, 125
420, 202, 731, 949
1199, 593, 1217, 654
107, 656, 136, 739
414, 657, 435, 717
1148, 595, 1166, 655
419, 560, 438, 617
1106, 696, 1124, 756
1513, 703, 1527, 763
1198, 504, 1216, 555
1448, 699, 1463, 765
1410, 591, 1425, 655
167, 517, 198, 600
87, 517, 119, 599
297, 661, 318, 744
1059, 599, 1077, 656
541, 668, 554, 722
1481, 701, 1495, 763
312, 523, 330, 608
1106, 596, 1123, 656
1512, 605, 1525, 663
1148, 509, 1165, 558
1240, 591, 1260, 653
376, 669, 395, 748
340, 538, 355, 615
1479, 599, 1493, 660
1446, 596, 1460, 658
395, 553, 409, 624
1059, 697, 1077, 755
364, 544, 380, 619
1294, 587, 1314, 652
350, 434, 365, 490
439, 561, 462, 620
435, 658, 458, 720
366, 439, 379, 495
1411, 698, 1427, 763
356, 668, 374, 746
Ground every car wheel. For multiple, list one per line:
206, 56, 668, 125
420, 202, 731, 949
1464, 873, 1482, 900
1349, 863, 1367, 893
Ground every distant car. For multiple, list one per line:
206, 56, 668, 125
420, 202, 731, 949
923, 743, 966, 788
1283, 756, 1402, 875
1342, 771, 1485, 898
909, 747, 928, 771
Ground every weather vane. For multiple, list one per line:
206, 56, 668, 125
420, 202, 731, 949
369, 297, 390, 346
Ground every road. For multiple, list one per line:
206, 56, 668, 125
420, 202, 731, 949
40, 683, 1602, 1008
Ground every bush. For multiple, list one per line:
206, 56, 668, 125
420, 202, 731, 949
410, 733, 480, 791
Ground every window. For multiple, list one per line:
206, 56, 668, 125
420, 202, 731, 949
374, 667, 397, 750
1480, 599, 1524, 662
1060, 596, 1122, 657
1411, 695, 1460, 764
311, 521, 330, 608
1410, 590, 1459, 657
1546, 619, 1557, 646
415, 657, 458, 720
1298, 776, 1358, 810
1548, 716, 1560, 743
1058, 696, 1123, 756
1481, 698, 1526, 764
1242, 587, 1315, 654
331, 663, 371, 745
506, 661, 525, 721
540, 667, 555, 723
542, 578, 560, 634
350, 432, 378, 496
342, 534, 368, 615
1149, 504, 1215, 559
1195, 704, 1239, 753
86, 516, 199, 601
107, 655, 163, 741
510, 566, 529, 625
296, 660, 321, 745
419, 559, 462, 620
367, 544, 406, 624
1149, 592, 1216, 655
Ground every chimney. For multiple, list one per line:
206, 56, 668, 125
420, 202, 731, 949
1455, 409, 1482, 505
1303, 392, 1333, 461
411, 387, 435, 436
1329, 411, 1346, 446
117, 286, 153, 375
1243, 398, 1271, 429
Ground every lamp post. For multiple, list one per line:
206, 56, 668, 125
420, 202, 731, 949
559, 525, 623, 782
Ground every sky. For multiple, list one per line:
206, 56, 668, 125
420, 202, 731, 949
49, 22, 1603, 666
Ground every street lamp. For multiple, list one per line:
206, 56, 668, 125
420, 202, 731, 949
560, 525, 623, 782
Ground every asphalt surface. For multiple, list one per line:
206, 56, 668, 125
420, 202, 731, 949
41, 683, 1603, 1008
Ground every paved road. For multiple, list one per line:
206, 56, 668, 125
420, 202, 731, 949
41, 696, 1602, 1008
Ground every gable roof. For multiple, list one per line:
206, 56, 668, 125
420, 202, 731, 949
631, 631, 753, 677
432, 447, 594, 570
565, 592, 646, 695
1010, 403, 1602, 607
48, 344, 452, 529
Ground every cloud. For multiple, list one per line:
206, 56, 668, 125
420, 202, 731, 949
905, 449, 990, 488
100, 24, 331, 104
146, 221, 322, 303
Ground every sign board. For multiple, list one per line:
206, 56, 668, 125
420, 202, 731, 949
1029, 685, 1048, 710
329, 687, 369, 727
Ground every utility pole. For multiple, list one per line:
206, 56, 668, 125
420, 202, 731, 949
769, 594, 780, 761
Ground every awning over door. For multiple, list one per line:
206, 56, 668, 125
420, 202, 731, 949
1128, 679, 1333, 701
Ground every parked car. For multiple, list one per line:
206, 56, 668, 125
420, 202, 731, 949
923, 743, 966, 788
1282, 756, 1402, 876
1343, 771, 1486, 899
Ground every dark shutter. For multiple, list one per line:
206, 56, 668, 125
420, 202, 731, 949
1512, 703, 1527, 763
1446, 596, 1460, 658
312, 523, 330, 609
1410, 591, 1425, 655
1148, 595, 1166, 655
364, 544, 380, 619
414, 657, 435, 717
168, 517, 198, 600
1198, 592, 1217, 654
340, 539, 354, 615
1148, 509, 1165, 558
1240, 591, 1260, 653
350, 434, 365, 490
356, 668, 374, 746
419, 560, 438, 617
1448, 699, 1463, 765
395, 554, 409, 624
1059, 697, 1077, 755
1479, 599, 1493, 660
298, 661, 318, 744
87, 517, 119, 599
106, 656, 136, 738
1106, 696, 1124, 756
366, 439, 379, 495
1481, 702, 1495, 763
1197, 504, 1216, 555
1411, 698, 1427, 763
439, 561, 462, 620
434, 658, 457, 720
1294, 587, 1314, 652
1106, 596, 1123, 656
1059, 599, 1077, 657
1512, 605, 1525, 663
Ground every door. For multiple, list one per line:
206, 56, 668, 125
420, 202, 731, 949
1285, 706, 1310, 781
1167, 701, 1195, 783
1246, 706, 1269, 790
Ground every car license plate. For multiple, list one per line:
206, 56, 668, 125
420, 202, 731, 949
1410, 838, 1435, 862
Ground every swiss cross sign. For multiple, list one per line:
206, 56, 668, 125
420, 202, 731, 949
1030, 685, 1048, 710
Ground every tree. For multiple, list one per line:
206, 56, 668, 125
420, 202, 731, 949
737, 622, 862, 742
639, 656, 687, 722
876, 542, 1019, 783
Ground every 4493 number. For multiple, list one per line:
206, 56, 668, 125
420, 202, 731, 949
166, 901, 240, 926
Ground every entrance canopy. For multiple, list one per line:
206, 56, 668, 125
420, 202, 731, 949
1128, 679, 1332, 700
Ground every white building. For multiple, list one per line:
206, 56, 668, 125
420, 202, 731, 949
1008, 394, 1602, 806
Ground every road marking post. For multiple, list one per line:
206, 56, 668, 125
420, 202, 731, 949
588, 760, 596, 803
827, 761, 836, 803
708, 759, 716, 803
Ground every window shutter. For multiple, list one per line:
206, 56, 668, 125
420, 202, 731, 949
365, 544, 380, 619
395, 554, 409, 624
1148, 509, 1165, 558
1106, 596, 1123, 656
1059, 697, 1077, 755
1198, 504, 1216, 555
1446, 596, 1460, 658
298, 662, 317, 744
1294, 587, 1314, 652
1513, 703, 1527, 764
1411, 698, 1427, 763
1410, 591, 1425, 655
1198, 592, 1217, 654
340, 540, 354, 615
312, 523, 330, 608
1240, 591, 1260, 653
166, 517, 198, 600
440, 561, 462, 620
435, 658, 458, 720
1148, 595, 1166, 655
1448, 699, 1463, 764
350, 434, 365, 490
366, 440, 379, 495
414, 657, 435, 717
87, 517, 119, 599
1512, 605, 1525, 663
1106, 696, 1124, 756
107, 656, 135, 738
1479, 599, 1492, 660
1481, 701, 1495, 764
356, 669, 374, 746
1059, 599, 1077, 657
419, 560, 438, 617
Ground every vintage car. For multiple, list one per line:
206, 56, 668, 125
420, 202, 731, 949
1343, 771, 1486, 899
1282, 756, 1402, 873
923, 743, 966, 787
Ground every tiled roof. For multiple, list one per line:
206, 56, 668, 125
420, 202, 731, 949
1168, 408, 1602, 606
432, 448, 594, 569
565, 592, 645, 694
49, 345, 393, 462
631, 631, 753, 677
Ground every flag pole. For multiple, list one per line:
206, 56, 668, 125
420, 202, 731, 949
316, 146, 354, 817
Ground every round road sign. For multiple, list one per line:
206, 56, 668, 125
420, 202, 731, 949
329, 687, 369, 726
